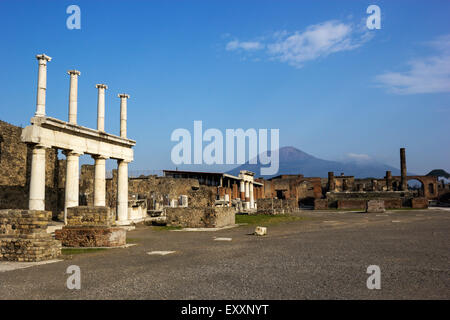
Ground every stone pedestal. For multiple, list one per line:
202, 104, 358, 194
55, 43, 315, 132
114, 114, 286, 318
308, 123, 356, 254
0, 210, 61, 262
55, 206, 126, 247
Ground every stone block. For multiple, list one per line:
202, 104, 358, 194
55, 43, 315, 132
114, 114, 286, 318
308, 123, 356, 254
254, 226, 267, 236
366, 200, 385, 213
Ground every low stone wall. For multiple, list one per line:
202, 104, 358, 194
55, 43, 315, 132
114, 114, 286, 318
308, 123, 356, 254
0, 209, 61, 262
55, 227, 126, 247
55, 206, 126, 247
166, 207, 235, 228
314, 199, 328, 210
65, 206, 115, 227
411, 197, 428, 209
383, 199, 402, 209
337, 200, 366, 210
366, 200, 385, 213
256, 199, 298, 214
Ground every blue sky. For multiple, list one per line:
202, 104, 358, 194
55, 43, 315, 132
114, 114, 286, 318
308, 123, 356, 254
0, 0, 449, 175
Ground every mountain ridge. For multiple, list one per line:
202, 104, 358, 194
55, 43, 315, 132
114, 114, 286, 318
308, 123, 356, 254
227, 146, 403, 179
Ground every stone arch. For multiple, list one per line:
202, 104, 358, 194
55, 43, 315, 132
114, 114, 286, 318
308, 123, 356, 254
407, 178, 424, 197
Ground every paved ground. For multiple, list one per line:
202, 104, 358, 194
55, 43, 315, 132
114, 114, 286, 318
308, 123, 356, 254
0, 208, 448, 299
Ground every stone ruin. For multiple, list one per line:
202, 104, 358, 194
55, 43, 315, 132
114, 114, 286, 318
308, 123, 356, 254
0, 209, 61, 262
0, 53, 139, 260
21, 53, 137, 226
55, 206, 126, 247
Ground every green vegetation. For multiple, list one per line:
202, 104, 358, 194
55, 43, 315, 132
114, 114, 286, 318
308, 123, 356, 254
126, 238, 140, 244
61, 248, 107, 255
235, 214, 310, 226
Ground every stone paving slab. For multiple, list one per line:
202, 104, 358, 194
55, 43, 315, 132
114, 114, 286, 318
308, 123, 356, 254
0, 259, 62, 273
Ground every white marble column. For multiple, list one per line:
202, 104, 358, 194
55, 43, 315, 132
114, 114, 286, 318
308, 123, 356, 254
29, 144, 47, 210
239, 180, 245, 201
93, 155, 108, 206
96, 84, 108, 131
35, 54, 52, 117
118, 94, 130, 138
64, 150, 82, 224
245, 181, 250, 201
116, 160, 129, 224
68, 70, 81, 124
249, 182, 254, 209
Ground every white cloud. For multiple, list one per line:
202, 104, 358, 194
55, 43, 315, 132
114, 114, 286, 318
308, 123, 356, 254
346, 153, 371, 161
375, 34, 450, 94
267, 21, 368, 68
225, 20, 372, 68
226, 40, 264, 51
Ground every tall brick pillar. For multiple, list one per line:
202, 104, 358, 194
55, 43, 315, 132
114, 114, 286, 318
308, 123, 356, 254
385, 171, 392, 191
400, 148, 407, 191
328, 172, 335, 192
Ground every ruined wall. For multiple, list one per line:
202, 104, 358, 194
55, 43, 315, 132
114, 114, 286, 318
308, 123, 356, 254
165, 207, 235, 228
0, 209, 61, 261
256, 198, 298, 214
263, 176, 322, 203
0, 120, 61, 214
99, 170, 216, 213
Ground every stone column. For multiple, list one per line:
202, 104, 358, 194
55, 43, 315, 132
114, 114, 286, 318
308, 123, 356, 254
35, 54, 52, 117
118, 94, 130, 138
240, 180, 245, 201
64, 150, 82, 224
328, 172, 335, 192
68, 70, 81, 124
96, 84, 108, 131
245, 181, 250, 202
117, 160, 129, 224
400, 148, 407, 191
249, 182, 254, 209
385, 171, 392, 191
93, 155, 108, 206
29, 144, 47, 210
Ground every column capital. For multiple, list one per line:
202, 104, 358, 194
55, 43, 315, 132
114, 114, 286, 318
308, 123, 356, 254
36, 53, 52, 62
33, 143, 50, 149
117, 159, 131, 164
68, 70, 81, 76
118, 93, 130, 99
93, 155, 109, 160
63, 149, 83, 157
96, 83, 108, 89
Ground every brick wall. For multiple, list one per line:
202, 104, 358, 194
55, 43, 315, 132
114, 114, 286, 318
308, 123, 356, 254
411, 197, 428, 209
314, 199, 328, 210
337, 200, 366, 210
0, 209, 61, 261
